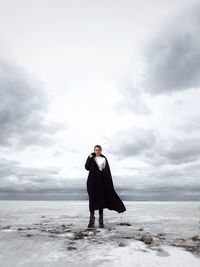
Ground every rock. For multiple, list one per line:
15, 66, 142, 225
191, 235, 200, 241
156, 248, 170, 257
118, 222, 132, 226
157, 232, 166, 237
72, 231, 88, 240
67, 246, 77, 250
68, 241, 76, 245
118, 241, 127, 247
2, 225, 11, 229
156, 233, 166, 240
26, 234, 32, 237
140, 233, 153, 245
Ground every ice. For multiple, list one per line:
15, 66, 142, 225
0, 201, 200, 266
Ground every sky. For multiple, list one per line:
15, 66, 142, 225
0, 0, 200, 201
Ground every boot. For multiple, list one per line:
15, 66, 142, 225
99, 214, 104, 228
88, 215, 95, 228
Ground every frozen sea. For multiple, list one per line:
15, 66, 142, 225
0, 200, 200, 267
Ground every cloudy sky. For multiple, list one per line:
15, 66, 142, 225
0, 0, 200, 201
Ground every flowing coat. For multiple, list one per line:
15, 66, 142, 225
85, 152, 126, 213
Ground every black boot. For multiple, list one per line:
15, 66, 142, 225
88, 215, 95, 228
99, 214, 104, 228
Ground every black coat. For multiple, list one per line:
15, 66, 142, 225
85, 152, 126, 213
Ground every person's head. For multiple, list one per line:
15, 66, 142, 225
94, 145, 102, 156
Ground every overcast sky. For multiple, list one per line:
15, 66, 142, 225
0, 0, 200, 201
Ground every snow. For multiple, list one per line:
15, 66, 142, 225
0, 201, 200, 266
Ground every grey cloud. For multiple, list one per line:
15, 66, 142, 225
146, 136, 200, 166
158, 139, 200, 164
104, 127, 157, 160
113, 160, 200, 201
1, 156, 200, 201
172, 115, 200, 133
144, 5, 200, 94
104, 125, 200, 166
113, 75, 152, 115
112, 5, 200, 115
0, 157, 87, 200
119, 187, 200, 201
0, 57, 68, 149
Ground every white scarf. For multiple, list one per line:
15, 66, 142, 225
94, 156, 106, 171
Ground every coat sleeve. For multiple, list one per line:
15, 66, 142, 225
85, 156, 93, 171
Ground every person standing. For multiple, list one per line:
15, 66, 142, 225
85, 145, 126, 228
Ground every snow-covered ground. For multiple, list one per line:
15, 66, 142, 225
0, 200, 200, 267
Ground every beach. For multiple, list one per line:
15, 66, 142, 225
0, 200, 200, 266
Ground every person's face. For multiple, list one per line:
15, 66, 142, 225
94, 147, 102, 156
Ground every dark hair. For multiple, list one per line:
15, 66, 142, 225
94, 145, 102, 150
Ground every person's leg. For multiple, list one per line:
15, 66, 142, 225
98, 208, 104, 228
88, 209, 95, 228
99, 208, 103, 216
90, 209, 95, 216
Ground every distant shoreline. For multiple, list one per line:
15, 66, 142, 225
0, 199, 200, 202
